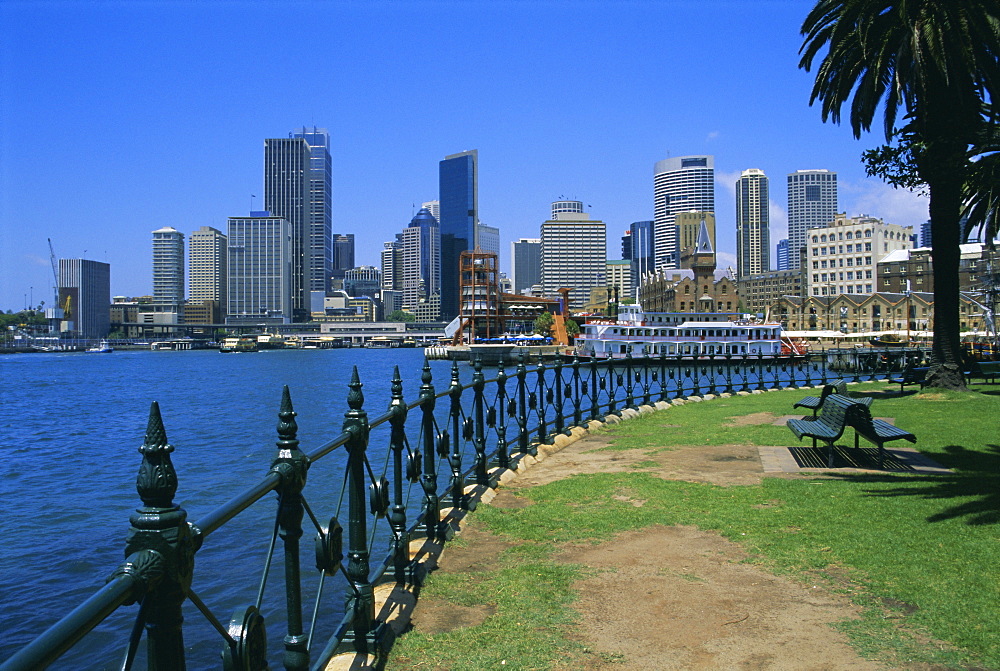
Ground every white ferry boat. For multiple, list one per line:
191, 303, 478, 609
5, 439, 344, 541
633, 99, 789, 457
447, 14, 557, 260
576, 305, 806, 360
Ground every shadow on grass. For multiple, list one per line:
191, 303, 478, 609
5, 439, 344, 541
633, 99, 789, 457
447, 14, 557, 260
827, 444, 1000, 525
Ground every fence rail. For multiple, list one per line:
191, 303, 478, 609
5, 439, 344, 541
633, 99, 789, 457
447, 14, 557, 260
2, 351, 894, 671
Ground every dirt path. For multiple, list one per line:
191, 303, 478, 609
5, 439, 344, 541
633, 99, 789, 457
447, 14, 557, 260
405, 424, 891, 670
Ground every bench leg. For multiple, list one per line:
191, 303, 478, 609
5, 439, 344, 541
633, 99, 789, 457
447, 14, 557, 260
877, 444, 884, 469
826, 441, 835, 468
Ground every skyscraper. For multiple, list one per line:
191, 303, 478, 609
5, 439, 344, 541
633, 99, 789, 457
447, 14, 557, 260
226, 214, 292, 324
510, 238, 541, 294
540, 204, 607, 309
58, 258, 110, 338
292, 127, 333, 299
787, 169, 837, 270
401, 208, 441, 317
438, 149, 478, 319
627, 221, 655, 301
381, 237, 403, 291
736, 169, 770, 278
332, 234, 355, 279
152, 226, 185, 303
776, 239, 790, 271
188, 226, 227, 305
653, 155, 715, 270
476, 223, 500, 259
265, 129, 332, 320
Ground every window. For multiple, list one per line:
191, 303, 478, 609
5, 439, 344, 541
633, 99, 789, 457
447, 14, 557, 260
821, 260, 827, 269
812, 261, 819, 269
813, 274, 820, 282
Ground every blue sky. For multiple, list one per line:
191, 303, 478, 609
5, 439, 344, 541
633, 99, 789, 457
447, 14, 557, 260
0, 0, 930, 311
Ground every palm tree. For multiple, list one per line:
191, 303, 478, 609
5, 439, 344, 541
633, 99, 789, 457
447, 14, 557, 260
799, 0, 1000, 389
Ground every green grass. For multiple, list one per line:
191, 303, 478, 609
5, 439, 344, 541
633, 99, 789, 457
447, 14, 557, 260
387, 383, 1000, 669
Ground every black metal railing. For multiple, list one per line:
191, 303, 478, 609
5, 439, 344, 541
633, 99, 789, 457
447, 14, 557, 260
2, 351, 895, 671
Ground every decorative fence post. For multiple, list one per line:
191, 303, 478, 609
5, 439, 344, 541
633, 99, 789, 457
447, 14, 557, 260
341, 368, 380, 653
269, 386, 310, 671
126, 401, 195, 671
553, 355, 566, 435
387, 366, 412, 584
471, 358, 491, 486
534, 359, 548, 444
447, 361, 470, 510
624, 352, 635, 409
416, 360, 443, 541
571, 356, 584, 426
516, 353, 534, 456
589, 360, 601, 421
495, 360, 510, 471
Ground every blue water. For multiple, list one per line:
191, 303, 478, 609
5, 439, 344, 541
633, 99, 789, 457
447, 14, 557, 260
0, 347, 455, 668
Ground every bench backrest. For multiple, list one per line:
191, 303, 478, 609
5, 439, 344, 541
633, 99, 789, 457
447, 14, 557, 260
903, 367, 928, 382
843, 401, 876, 435
817, 379, 848, 403
816, 393, 859, 437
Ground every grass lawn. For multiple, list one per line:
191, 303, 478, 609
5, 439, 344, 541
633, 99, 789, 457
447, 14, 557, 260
388, 383, 1000, 669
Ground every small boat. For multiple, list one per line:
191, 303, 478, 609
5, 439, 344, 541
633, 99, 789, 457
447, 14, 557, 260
219, 336, 258, 353
868, 334, 910, 347
86, 340, 114, 353
365, 336, 397, 349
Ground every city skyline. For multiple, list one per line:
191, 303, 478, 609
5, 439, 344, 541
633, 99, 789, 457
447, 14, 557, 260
1, 1, 931, 311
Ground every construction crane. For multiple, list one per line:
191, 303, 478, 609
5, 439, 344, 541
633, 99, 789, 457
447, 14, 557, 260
47, 238, 66, 320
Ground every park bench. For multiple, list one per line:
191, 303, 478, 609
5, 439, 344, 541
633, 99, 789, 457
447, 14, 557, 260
846, 402, 917, 469
792, 379, 847, 417
888, 366, 928, 393
787, 394, 873, 468
965, 360, 1000, 384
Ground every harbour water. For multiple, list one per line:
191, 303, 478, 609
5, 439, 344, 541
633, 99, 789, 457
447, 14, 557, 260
0, 347, 452, 667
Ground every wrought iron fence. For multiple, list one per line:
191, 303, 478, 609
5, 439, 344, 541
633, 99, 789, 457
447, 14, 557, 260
2, 351, 892, 671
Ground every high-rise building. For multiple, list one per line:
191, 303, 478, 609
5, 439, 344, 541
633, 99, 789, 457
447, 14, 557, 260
653, 155, 715, 270
606, 259, 632, 302
152, 227, 185, 303
422, 200, 440, 222
265, 129, 332, 320
540, 205, 607, 309
226, 214, 293, 324
188, 226, 227, 304
510, 238, 541, 294
344, 266, 381, 299
736, 169, 770, 278
401, 208, 441, 317
551, 200, 585, 219
920, 220, 932, 247
58, 259, 110, 338
787, 169, 837, 270
438, 149, 478, 319
627, 221, 655, 302
264, 137, 309, 318
332, 234, 355, 279
292, 127, 333, 299
776, 239, 790, 271
381, 237, 403, 290
476, 223, 500, 259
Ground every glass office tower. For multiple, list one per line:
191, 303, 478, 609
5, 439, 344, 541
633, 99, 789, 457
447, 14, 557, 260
438, 149, 478, 319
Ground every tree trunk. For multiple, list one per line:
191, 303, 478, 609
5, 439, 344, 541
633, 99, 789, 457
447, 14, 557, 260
920, 106, 969, 391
